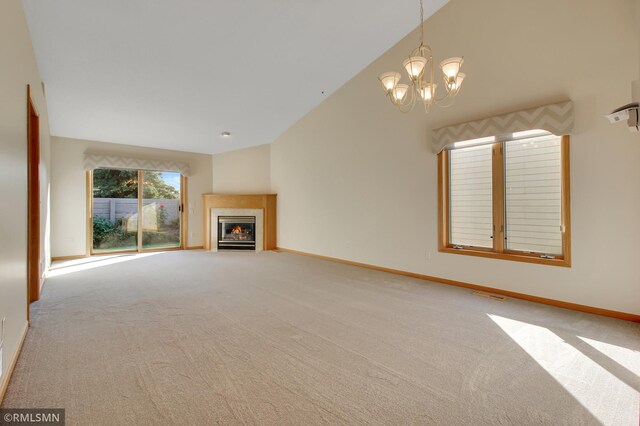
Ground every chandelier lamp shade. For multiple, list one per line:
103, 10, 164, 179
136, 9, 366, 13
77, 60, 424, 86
378, 0, 466, 113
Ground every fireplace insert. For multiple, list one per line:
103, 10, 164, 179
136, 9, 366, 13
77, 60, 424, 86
218, 216, 256, 250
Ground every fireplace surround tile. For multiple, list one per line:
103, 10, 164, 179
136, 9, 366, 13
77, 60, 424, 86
211, 209, 263, 252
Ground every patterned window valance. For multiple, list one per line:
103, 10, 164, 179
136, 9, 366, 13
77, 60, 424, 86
83, 153, 191, 176
431, 100, 574, 153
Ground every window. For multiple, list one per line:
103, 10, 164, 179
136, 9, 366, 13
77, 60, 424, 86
438, 132, 570, 266
90, 168, 184, 253
449, 144, 493, 248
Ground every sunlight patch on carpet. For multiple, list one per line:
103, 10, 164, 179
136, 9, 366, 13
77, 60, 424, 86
48, 252, 161, 277
488, 314, 638, 425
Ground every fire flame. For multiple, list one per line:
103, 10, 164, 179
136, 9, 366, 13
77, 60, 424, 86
231, 225, 243, 234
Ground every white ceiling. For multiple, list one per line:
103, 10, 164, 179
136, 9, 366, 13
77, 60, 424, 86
23, 0, 448, 154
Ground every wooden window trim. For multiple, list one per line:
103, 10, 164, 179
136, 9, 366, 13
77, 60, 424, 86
438, 135, 571, 267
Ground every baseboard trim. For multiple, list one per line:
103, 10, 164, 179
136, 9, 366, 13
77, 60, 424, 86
0, 321, 28, 404
51, 254, 88, 262
186, 246, 204, 250
276, 247, 640, 323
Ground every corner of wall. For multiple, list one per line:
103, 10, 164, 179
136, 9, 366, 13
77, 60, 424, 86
211, 144, 272, 194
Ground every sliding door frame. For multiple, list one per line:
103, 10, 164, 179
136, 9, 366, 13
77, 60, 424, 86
87, 169, 187, 255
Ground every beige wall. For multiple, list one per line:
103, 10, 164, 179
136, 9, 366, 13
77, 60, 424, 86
51, 137, 212, 256
0, 0, 51, 391
271, 0, 640, 314
212, 144, 271, 194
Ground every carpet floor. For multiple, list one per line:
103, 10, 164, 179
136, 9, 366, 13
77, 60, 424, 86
2, 251, 639, 425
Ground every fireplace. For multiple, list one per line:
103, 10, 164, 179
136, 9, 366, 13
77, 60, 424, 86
204, 194, 276, 252
217, 216, 256, 250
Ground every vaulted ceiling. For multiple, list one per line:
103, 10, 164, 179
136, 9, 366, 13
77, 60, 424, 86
23, 0, 448, 154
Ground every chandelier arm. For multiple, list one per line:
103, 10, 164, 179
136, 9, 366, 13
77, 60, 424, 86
432, 82, 460, 103
423, 99, 432, 113
429, 53, 435, 98
388, 93, 406, 108
397, 85, 418, 113
432, 91, 453, 103
434, 91, 458, 108
399, 99, 416, 113
436, 100, 456, 109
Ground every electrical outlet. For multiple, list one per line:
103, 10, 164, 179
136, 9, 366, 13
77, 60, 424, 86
189, 232, 194, 238
426, 251, 432, 260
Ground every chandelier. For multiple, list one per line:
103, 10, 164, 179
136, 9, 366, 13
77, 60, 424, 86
378, 0, 465, 113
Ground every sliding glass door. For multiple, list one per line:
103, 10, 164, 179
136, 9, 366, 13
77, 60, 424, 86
142, 171, 181, 249
91, 168, 183, 253
92, 168, 139, 252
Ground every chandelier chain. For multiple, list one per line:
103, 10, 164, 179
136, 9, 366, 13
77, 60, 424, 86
419, 0, 424, 46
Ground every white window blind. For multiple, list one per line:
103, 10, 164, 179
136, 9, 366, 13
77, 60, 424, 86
505, 135, 562, 254
449, 144, 493, 248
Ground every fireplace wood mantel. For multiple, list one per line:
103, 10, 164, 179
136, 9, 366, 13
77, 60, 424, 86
202, 194, 277, 251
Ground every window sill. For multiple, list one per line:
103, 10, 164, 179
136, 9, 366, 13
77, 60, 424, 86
439, 246, 571, 267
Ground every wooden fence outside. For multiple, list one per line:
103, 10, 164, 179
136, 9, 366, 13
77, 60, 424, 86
93, 198, 180, 224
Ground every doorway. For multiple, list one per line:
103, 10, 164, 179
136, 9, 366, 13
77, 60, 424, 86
27, 85, 41, 305
90, 168, 185, 254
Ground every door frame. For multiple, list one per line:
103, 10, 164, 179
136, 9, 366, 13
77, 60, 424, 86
27, 85, 41, 310
87, 169, 187, 255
